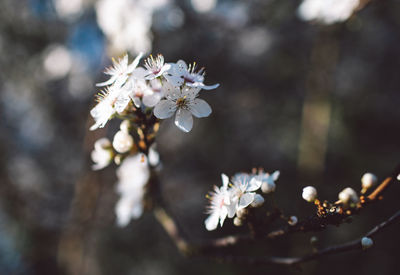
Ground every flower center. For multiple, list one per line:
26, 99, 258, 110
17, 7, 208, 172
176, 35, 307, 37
176, 97, 187, 108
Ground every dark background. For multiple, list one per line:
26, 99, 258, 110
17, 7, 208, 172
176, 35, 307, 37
1, 0, 400, 274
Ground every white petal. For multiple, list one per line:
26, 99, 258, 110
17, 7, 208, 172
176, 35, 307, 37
153, 100, 176, 119
176, 60, 188, 72
227, 202, 237, 218
189, 98, 212, 118
247, 177, 262, 192
143, 93, 162, 107
96, 76, 117, 87
238, 193, 255, 209
174, 108, 193, 132
127, 52, 143, 73
221, 173, 229, 188
114, 95, 130, 113
132, 96, 141, 108
201, 83, 220, 90
272, 170, 280, 181
164, 74, 184, 87
187, 82, 219, 90
205, 213, 219, 231
162, 81, 181, 99
130, 67, 147, 79
182, 86, 201, 99
219, 207, 228, 226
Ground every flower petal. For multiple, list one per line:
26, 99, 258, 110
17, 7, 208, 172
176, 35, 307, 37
162, 81, 181, 100
153, 100, 176, 119
238, 193, 255, 209
247, 177, 262, 192
143, 93, 162, 107
221, 173, 229, 188
130, 67, 147, 79
227, 202, 237, 218
272, 170, 280, 181
127, 52, 143, 73
174, 108, 193, 132
205, 213, 219, 231
189, 98, 212, 118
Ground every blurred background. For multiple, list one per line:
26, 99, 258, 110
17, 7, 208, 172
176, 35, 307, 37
1, 0, 400, 274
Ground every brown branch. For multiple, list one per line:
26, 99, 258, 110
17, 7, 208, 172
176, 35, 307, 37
153, 165, 400, 265
212, 208, 400, 266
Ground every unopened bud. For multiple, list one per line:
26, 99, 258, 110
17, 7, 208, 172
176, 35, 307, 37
302, 186, 317, 202
338, 187, 359, 206
361, 173, 377, 192
361, 237, 373, 250
120, 120, 131, 133
236, 208, 248, 219
288, 216, 298, 226
250, 194, 265, 208
310, 236, 318, 246
112, 130, 134, 153
233, 217, 243, 227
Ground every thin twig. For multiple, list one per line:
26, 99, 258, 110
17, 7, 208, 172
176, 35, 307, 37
213, 208, 400, 266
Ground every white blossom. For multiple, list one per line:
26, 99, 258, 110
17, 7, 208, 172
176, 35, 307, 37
361, 172, 377, 190
227, 173, 262, 218
252, 170, 280, 194
361, 237, 373, 250
297, 0, 360, 25
153, 82, 212, 132
115, 154, 150, 227
164, 60, 219, 90
96, 53, 143, 87
112, 130, 134, 153
143, 54, 171, 80
91, 138, 113, 170
338, 187, 359, 206
302, 186, 317, 202
204, 174, 230, 231
89, 86, 121, 130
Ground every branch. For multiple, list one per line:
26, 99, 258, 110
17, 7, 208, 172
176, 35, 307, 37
214, 208, 400, 266
152, 165, 400, 265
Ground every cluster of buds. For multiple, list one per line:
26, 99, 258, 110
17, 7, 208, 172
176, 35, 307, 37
301, 172, 379, 218
204, 170, 280, 231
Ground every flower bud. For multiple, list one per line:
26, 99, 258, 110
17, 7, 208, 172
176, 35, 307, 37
302, 186, 317, 202
250, 194, 265, 208
361, 173, 377, 190
288, 216, 298, 226
361, 237, 373, 250
310, 236, 318, 246
236, 208, 248, 219
113, 130, 134, 153
91, 138, 113, 170
120, 120, 131, 133
261, 181, 276, 194
260, 171, 279, 194
338, 187, 359, 206
233, 217, 243, 227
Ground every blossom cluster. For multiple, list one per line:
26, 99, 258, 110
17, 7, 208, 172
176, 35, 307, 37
89, 53, 218, 226
90, 53, 219, 133
205, 170, 280, 231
